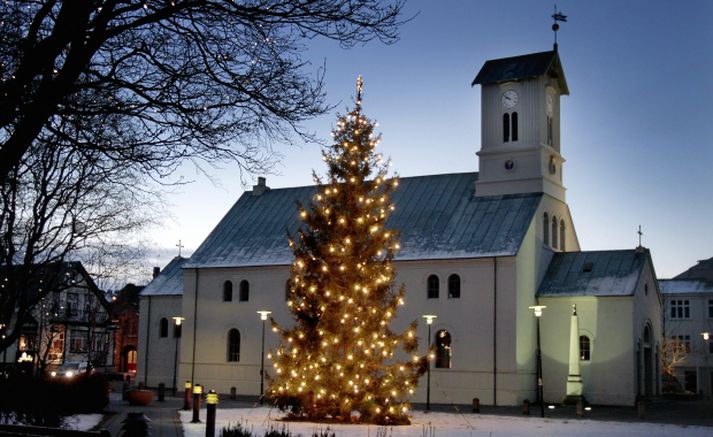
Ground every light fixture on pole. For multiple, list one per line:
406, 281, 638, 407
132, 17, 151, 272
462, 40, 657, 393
422, 314, 437, 412
528, 305, 546, 418
257, 310, 272, 404
702, 331, 710, 397
172, 316, 185, 396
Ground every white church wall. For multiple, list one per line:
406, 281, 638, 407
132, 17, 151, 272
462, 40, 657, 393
632, 260, 664, 397
137, 294, 182, 388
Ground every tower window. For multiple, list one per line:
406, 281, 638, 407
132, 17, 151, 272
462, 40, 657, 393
435, 330, 452, 369
543, 213, 549, 246
159, 317, 168, 338
239, 280, 250, 301
448, 274, 461, 299
560, 219, 566, 251
547, 116, 553, 146
427, 275, 439, 299
223, 281, 233, 302
503, 113, 510, 142
227, 328, 241, 362
511, 112, 518, 141
551, 216, 558, 249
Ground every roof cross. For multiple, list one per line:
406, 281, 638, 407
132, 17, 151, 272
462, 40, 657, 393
176, 239, 185, 257
637, 225, 643, 247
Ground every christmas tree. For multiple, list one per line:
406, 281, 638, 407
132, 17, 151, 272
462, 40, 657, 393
267, 77, 424, 425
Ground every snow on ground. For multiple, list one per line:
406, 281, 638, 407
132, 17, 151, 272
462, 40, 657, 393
63, 413, 103, 431
180, 407, 711, 437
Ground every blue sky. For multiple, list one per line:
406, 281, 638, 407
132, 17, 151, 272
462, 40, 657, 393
146, 0, 713, 281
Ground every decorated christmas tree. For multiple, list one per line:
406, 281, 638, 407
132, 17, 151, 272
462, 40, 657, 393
267, 77, 424, 425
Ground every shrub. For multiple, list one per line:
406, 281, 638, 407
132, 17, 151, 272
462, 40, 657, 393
221, 422, 254, 437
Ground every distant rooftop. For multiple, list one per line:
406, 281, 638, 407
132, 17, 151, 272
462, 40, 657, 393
185, 172, 542, 269
472, 50, 569, 94
141, 256, 187, 296
659, 278, 713, 295
538, 249, 649, 297
673, 256, 713, 283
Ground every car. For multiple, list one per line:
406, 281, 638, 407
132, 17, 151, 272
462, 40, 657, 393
50, 361, 93, 378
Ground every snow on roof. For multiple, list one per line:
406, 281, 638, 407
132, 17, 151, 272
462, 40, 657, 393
538, 249, 649, 297
658, 278, 713, 295
184, 172, 542, 269
141, 256, 188, 296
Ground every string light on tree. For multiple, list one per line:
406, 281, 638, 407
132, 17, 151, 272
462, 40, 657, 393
267, 76, 425, 425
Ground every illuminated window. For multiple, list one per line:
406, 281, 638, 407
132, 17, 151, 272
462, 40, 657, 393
448, 274, 461, 299
159, 317, 168, 338
239, 280, 250, 302
670, 300, 690, 319
223, 281, 233, 302
543, 213, 549, 246
435, 330, 452, 369
127, 350, 137, 365
511, 112, 518, 141
503, 113, 510, 142
427, 275, 439, 299
579, 335, 591, 361
227, 329, 241, 362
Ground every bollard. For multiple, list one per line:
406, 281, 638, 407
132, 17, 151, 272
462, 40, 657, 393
192, 384, 203, 423
158, 382, 165, 402
576, 399, 583, 417
183, 381, 192, 410
206, 389, 219, 437
522, 399, 530, 415
230, 386, 237, 400
120, 412, 151, 437
472, 397, 480, 413
637, 399, 645, 419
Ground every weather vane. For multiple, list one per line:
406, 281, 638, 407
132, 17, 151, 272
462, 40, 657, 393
552, 5, 567, 51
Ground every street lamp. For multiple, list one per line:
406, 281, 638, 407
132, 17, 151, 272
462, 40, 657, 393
172, 316, 185, 396
702, 332, 710, 397
257, 310, 272, 404
422, 314, 437, 411
529, 305, 547, 417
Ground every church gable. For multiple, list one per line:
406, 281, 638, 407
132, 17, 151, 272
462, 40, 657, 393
185, 173, 542, 268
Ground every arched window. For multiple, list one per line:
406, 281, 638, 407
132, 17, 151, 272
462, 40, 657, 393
223, 281, 233, 302
435, 330, 452, 369
551, 216, 558, 249
579, 335, 591, 361
227, 329, 241, 362
547, 116, 553, 146
239, 280, 249, 301
511, 112, 518, 141
427, 275, 439, 299
285, 280, 291, 301
159, 318, 168, 338
559, 219, 566, 251
448, 274, 460, 299
503, 113, 510, 142
543, 213, 550, 246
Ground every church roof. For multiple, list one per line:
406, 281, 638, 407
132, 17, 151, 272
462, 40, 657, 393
472, 50, 569, 94
659, 278, 713, 295
538, 249, 649, 297
184, 172, 542, 269
141, 256, 187, 296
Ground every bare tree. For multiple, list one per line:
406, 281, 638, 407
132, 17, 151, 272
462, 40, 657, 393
0, 0, 408, 184
661, 337, 688, 376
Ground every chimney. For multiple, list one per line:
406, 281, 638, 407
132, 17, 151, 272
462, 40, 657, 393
153, 266, 160, 278
252, 176, 270, 196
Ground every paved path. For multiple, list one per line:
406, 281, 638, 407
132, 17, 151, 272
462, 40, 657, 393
98, 393, 185, 437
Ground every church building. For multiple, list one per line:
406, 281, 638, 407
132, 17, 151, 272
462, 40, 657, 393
138, 48, 662, 406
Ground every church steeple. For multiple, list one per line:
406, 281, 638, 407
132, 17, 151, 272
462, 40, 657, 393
471, 50, 569, 201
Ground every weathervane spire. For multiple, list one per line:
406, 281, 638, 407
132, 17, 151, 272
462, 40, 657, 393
552, 5, 567, 52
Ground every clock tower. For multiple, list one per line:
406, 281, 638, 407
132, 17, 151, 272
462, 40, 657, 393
472, 50, 569, 201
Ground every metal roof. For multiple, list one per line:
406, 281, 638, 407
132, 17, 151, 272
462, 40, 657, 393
659, 278, 713, 295
472, 50, 569, 95
673, 256, 713, 282
141, 256, 188, 296
184, 172, 542, 269
538, 249, 648, 297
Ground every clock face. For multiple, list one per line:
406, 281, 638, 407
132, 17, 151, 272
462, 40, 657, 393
547, 95, 554, 113
501, 90, 519, 109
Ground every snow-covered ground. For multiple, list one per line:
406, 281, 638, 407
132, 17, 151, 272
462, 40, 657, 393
63, 413, 103, 431
180, 407, 712, 437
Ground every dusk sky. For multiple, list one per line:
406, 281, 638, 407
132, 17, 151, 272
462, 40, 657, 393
145, 0, 713, 282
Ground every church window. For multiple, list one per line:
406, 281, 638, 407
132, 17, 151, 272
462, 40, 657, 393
159, 317, 168, 338
435, 330, 452, 369
503, 113, 510, 142
708, 299, 713, 318
239, 280, 250, 302
427, 275, 439, 299
448, 274, 461, 299
511, 112, 518, 141
227, 328, 241, 361
543, 213, 549, 246
173, 321, 182, 338
579, 335, 591, 361
559, 219, 566, 251
223, 281, 233, 302
670, 299, 690, 319
551, 216, 558, 249
547, 116, 553, 146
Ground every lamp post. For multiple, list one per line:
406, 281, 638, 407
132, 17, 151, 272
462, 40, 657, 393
172, 316, 185, 396
422, 314, 437, 412
257, 310, 272, 404
702, 332, 710, 397
529, 305, 546, 417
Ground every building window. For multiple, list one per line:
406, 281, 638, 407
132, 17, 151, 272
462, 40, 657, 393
503, 113, 510, 142
239, 280, 250, 301
547, 116, 553, 146
673, 335, 691, 353
579, 335, 591, 361
285, 280, 291, 301
511, 112, 518, 141
670, 300, 690, 319
227, 328, 241, 362
447, 274, 461, 299
69, 330, 87, 353
427, 275, 439, 299
543, 213, 549, 246
67, 292, 79, 317
159, 317, 168, 338
708, 299, 713, 318
435, 330, 452, 369
173, 322, 182, 338
559, 219, 566, 251
223, 281, 233, 302
709, 342, 713, 355
127, 350, 137, 366
551, 216, 558, 249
